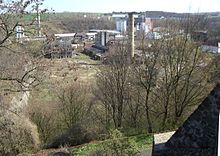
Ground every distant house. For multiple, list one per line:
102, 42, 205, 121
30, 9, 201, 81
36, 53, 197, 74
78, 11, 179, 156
44, 40, 73, 59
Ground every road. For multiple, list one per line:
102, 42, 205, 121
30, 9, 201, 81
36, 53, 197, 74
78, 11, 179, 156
138, 148, 152, 156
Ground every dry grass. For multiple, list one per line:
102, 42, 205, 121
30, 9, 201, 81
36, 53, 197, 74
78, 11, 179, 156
42, 53, 98, 84
18, 147, 70, 156
30, 53, 98, 103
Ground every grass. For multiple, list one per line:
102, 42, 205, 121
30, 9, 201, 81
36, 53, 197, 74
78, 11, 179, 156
71, 134, 153, 156
71, 143, 100, 156
73, 53, 99, 65
29, 54, 99, 109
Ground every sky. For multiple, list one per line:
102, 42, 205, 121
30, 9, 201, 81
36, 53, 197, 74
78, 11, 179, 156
42, 0, 220, 13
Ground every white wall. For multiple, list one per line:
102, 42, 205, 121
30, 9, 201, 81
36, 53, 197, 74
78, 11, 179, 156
116, 19, 127, 33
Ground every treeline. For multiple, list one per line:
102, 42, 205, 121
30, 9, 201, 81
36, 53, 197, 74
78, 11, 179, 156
206, 17, 220, 46
47, 12, 115, 32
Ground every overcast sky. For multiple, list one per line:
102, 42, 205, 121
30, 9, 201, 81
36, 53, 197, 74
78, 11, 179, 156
42, 0, 220, 13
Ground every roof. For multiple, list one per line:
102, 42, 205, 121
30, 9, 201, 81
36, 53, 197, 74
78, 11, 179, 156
166, 83, 220, 148
89, 29, 120, 34
112, 14, 128, 18
85, 47, 103, 54
112, 12, 140, 18
92, 44, 108, 51
154, 84, 220, 155
86, 32, 97, 36
54, 33, 76, 38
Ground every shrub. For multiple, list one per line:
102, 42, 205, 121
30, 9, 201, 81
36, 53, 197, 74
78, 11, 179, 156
46, 124, 93, 149
0, 114, 40, 156
90, 129, 140, 156
29, 106, 57, 145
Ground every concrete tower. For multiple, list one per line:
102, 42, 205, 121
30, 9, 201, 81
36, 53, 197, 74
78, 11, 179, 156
128, 12, 135, 58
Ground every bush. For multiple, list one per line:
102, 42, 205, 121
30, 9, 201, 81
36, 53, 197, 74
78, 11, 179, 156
90, 129, 140, 156
29, 106, 57, 145
46, 124, 93, 149
0, 114, 40, 156
28, 82, 96, 149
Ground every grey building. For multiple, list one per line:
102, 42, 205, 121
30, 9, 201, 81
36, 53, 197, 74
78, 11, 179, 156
44, 40, 73, 59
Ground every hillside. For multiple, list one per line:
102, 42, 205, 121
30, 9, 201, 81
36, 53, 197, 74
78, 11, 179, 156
43, 12, 115, 33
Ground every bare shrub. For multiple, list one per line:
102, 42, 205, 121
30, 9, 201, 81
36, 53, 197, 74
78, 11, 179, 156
0, 114, 40, 155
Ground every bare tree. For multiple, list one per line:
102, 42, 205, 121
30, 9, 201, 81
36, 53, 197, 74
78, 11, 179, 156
96, 41, 131, 129
151, 19, 214, 130
57, 83, 90, 129
134, 37, 161, 133
0, 0, 46, 94
0, 1, 47, 155
133, 17, 213, 132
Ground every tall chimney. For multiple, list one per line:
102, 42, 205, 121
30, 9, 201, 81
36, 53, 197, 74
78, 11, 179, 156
36, 2, 41, 37
128, 12, 135, 58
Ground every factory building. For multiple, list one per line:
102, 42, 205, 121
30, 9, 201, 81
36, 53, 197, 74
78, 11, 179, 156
112, 14, 128, 33
112, 13, 154, 34
116, 19, 127, 33
44, 40, 73, 59
89, 29, 120, 46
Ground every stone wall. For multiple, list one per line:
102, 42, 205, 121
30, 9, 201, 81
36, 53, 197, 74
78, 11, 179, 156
153, 84, 220, 156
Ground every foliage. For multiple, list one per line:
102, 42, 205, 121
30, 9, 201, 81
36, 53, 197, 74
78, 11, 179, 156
71, 130, 152, 156
0, 114, 40, 155
57, 83, 89, 129
98, 129, 140, 156
95, 42, 132, 129
0, 0, 47, 155
29, 106, 56, 144
46, 124, 93, 149
94, 17, 215, 133
28, 82, 96, 148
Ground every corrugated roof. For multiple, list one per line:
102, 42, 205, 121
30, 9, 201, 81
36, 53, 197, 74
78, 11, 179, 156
54, 33, 76, 38
89, 29, 120, 34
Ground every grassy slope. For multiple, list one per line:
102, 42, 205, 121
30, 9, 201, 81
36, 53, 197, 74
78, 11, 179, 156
29, 53, 98, 103
71, 134, 153, 156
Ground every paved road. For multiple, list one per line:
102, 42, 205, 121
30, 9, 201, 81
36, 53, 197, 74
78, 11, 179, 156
138, 148, 152, 156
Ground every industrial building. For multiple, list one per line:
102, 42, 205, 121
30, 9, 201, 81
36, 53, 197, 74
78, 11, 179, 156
44, 40, 73, 59
54, 33, 76, 41
112, 12, 154, 34
89, 29, 120, 46
82, 29, 120, 60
